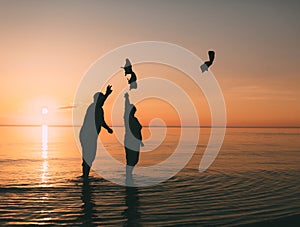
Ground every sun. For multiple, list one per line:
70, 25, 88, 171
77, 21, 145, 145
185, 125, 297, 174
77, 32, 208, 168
41, 107, 49, 115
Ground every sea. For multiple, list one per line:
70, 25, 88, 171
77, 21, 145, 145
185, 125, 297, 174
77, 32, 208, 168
0, 126, 299, 226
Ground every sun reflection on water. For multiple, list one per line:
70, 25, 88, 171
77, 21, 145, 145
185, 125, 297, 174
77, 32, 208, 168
42, 124, 48, 159
41, 160, 48, 185
41, 124, 49, 186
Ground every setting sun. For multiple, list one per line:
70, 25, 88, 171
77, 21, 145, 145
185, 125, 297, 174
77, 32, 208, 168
0, 1, 299, 226
41, 107, 49, 115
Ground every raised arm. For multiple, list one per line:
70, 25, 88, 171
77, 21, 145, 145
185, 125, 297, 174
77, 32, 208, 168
102, 85, 113, 104
95, 85, 113, 134
124, 93, 131, 115
124, 93, 131, 132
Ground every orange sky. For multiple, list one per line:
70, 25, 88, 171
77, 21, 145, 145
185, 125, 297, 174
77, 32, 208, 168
0, 1, 299, 127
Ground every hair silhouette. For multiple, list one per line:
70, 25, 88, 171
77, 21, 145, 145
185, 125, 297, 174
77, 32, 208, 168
200, 50, 215, 73
79, 85, 113, 179
123, 92, 143, 178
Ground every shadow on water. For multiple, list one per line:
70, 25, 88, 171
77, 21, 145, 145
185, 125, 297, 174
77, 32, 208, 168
122, 186, 141, 227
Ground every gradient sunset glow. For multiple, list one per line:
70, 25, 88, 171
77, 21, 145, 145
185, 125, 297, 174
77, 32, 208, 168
0, 1, 299, 127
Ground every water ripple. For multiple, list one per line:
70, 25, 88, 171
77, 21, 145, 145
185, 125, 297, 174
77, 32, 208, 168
0, 169, 299, 226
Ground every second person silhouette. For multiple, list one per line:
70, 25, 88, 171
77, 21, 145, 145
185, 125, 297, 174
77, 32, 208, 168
123, 93, 143, 179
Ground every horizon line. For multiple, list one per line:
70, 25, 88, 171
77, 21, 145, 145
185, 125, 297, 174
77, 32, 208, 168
0, 124, 299, 129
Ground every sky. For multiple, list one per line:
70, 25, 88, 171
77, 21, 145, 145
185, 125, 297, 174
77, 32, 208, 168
0, 0, 299, 126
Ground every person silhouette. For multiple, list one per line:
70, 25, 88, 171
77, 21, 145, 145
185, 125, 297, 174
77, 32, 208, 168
124, 93, 143, 178
79, 85, 113, 179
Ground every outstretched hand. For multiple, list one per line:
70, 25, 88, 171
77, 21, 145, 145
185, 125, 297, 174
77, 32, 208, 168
106, 85, 113, 96
124, 92, 129, 98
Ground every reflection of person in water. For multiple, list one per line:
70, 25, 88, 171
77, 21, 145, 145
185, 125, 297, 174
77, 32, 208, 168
123, 186, 141, 226
80, 179, 96, 225
80, 85, 113, 179
124, 93, 143, 177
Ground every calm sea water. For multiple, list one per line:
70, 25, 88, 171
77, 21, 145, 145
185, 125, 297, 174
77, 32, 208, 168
0, 126, 299, 226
